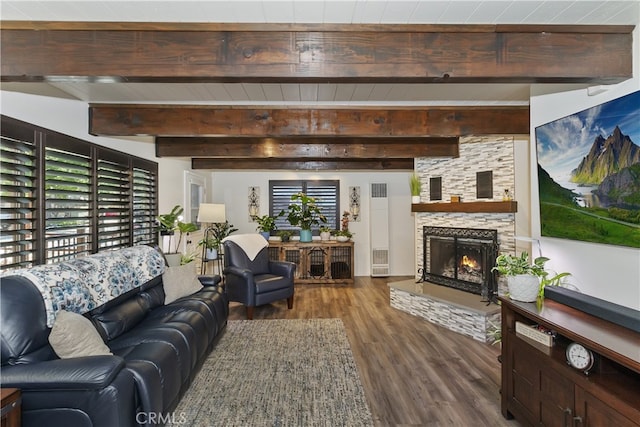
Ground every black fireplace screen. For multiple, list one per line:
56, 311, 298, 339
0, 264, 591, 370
422, 226, 498, 300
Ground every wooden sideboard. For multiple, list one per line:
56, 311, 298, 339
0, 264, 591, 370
268, 240, 354, 284
500, 297, 640, 427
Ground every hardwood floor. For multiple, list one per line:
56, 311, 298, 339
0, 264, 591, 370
227, 276, 521, 426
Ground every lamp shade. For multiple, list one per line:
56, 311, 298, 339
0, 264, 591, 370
197, 203, 226, 223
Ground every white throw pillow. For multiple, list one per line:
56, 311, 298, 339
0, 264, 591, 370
49, 310, 112, 358
163, 263, 203, 304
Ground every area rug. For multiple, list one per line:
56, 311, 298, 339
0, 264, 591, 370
175, 318, 374, 426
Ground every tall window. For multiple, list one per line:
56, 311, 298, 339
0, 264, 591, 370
0, 115, 158, 271
270, 180, 340, 232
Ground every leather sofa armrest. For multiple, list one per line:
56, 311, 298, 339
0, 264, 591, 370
1, 356, 126, 390
198, 274, 222, 287
223, 265, 253, 280
269, 260, 296, 278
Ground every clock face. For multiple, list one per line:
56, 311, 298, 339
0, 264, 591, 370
566, 342, 594, 372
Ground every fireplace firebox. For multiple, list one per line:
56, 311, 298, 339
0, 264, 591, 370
421, 226, 498, 301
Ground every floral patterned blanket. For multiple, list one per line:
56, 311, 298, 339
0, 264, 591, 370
2, 245, 165, 327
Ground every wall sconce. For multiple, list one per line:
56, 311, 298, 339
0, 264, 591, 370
349, 186, 361, 222
248, 186, 260, 220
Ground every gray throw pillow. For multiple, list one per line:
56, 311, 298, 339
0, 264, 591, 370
163, 263, 203, 304
49, 310, 112, 358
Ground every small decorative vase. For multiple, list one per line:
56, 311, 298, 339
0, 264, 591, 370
320, 231, 331, 241
411, 195, 421, 204
299, 229, 312, 242
508, 274, 540, 302
336, 235, 350, 242
205, 248, 218, 260
259, 231, 270, 240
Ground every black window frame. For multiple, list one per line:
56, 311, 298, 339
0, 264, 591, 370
269, 180, 340, 233
0, 115, 158, 270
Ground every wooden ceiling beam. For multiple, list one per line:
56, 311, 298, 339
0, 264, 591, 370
1, 23, 633, 84
90, 106, 529, 137
191, 158, 415, 170
155, 136, 459, 158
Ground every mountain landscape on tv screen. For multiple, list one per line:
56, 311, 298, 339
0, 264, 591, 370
536, 91, 640, 248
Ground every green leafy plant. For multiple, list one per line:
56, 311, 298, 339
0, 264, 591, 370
157, 205, 197, 254
277, 229, 293, 242
252, 212, 283, 233
492, 251, 571, 298
492, 251, 548, 277
319, 226, 332, 233
332, 229, 353, 238
180, 251, 198, 265
286, 193, 327, 231
157, 205, 183, 235
409, 173, 422, 196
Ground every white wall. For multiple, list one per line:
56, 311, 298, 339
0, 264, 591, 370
0, 90, 192, 213
528, 27, 640, 309
211, 170, 416, 277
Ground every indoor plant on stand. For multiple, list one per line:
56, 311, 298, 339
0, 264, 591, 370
157, 205, 198, 266
198, 220, 238, 260
286, 192, 327, 243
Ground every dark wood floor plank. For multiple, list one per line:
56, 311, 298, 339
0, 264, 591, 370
227, 276, 520, 426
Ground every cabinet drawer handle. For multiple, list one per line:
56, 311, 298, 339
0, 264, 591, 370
563, 408, 572, 427
573, 416, 583, 426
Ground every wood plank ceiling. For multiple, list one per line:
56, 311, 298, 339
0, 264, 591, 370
1, 22, 634, 170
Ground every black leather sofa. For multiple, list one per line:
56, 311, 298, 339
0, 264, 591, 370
0, 246, 228, 427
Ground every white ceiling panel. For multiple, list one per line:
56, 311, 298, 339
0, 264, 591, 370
323, 1, 357, 23
294, 0, 325, 23
437, 1, 483, 23
491, 1, 544, 24
261, 84, 285, 102
408, 1, 450, 22
465, 1, 511, 23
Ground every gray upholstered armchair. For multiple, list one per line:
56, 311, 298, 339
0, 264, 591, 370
222, 234, 296, 319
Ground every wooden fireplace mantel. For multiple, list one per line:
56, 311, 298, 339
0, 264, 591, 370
412, 200, 517, 213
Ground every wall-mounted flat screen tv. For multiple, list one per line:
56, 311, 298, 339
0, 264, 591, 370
535, 90, 640, 249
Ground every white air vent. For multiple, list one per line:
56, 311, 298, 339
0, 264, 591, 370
370, 183, 390, 277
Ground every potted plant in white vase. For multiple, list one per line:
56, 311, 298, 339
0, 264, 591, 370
286, 192, 327, 243
319, 226, 332, 241
492, 251, 570, 302
410, 173, 422, 204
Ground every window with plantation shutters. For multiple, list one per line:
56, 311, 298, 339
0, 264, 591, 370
97, 151, 131, 250
44, 146, 92, 263
132, 162, 158, 245
270, 180, 340, 232
0, 134, 37, 269
0, 115, 159, 271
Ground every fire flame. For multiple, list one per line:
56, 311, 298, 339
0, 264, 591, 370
461, 255, 479, 269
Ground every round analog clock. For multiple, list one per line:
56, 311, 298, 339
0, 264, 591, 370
566, 342, 595, 373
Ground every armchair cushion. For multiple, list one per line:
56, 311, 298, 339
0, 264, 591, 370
163, 263, 203, 304
48, 310, 112, 359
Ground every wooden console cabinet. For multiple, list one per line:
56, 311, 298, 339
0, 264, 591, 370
268, 240, 354, 284
1, 388, 21, 427
500, 297, 640, 427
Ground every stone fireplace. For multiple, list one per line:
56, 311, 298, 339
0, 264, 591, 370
422, 226, 498, 301
389, 135, 525, 343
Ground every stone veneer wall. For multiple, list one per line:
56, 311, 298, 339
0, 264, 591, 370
414, 136, 518, 294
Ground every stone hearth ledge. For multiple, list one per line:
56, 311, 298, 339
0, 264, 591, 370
388, 279, 501, 343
